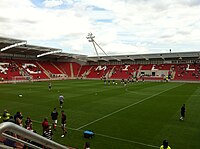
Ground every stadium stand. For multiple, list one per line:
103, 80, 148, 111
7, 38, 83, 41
71, 62, 81, 78
78, 65, 93, 78
109, 65, 133, 79
53, 62, 71, 77
140, 64, 154, 70
1, 36, 200, 148
1, 36, 200, 83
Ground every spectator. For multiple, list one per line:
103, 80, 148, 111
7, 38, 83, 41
2, 109, 11, 122
84, 142, 90, 149
8, 116, 15, 123
14, 111, 23, 126
25, 116, 32, 127
160, 140, 171, 149
42, 118, 49, 133
43, 125, 53, 140
25, 116, 33, 131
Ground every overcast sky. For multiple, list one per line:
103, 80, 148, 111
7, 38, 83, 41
0, 0, 200, 56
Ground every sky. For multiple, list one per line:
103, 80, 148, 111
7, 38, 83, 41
0, 0, 200, 56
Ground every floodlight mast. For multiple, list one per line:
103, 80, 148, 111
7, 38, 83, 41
86, 33, 121, 61
86, 33, 109, 57
86, 33, 99, 57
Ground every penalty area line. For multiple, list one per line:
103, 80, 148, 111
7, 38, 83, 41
76, 84, 183, 130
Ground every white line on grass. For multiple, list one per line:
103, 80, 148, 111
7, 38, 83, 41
96, 133, 159, 149
76, 84, 183, 130
32, 119, 159, 148
32, 119, 77, 131
125, 88, 152, 95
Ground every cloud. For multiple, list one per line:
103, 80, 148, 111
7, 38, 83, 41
181, 0, 200, 6
99, 43, 149, 56
43, 0, 64, 8
0, 1, 92, 40
0, 0, 200, 56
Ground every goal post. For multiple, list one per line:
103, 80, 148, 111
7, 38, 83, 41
12, 76, 33, 83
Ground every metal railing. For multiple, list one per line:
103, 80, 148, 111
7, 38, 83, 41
0, 122, 68, 149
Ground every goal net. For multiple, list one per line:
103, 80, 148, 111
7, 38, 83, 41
12, 76, 33, 83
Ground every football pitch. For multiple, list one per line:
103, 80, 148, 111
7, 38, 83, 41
0, 80, 200, 149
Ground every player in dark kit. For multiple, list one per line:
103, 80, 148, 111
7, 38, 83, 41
61, 110, 67, 138
48, 82, 52, 90
51, 108, 58, 130
180, 104, 186, 121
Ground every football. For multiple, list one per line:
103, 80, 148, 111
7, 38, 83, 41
19, 94, 23, 97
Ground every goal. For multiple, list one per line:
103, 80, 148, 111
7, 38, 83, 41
12, 76, 33, 83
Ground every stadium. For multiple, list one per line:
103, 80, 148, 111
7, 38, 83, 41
0, 36, 200, 149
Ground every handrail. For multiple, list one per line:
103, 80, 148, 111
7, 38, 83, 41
0, 122, 68, 149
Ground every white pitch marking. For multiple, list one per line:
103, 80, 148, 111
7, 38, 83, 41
32, 119, 159, 148
96, 133, 159, 148
76, 84, 183, 130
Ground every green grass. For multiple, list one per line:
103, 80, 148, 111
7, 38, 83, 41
0, 80, 200, 149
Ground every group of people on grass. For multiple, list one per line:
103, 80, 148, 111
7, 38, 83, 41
0, 82, 187, 149
42, 108, 67, 139
0, 93, 67, 148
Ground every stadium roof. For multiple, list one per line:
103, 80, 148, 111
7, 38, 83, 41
0, 37, 87, 60
0, 37, 200, 62
87, 51, 200, 62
